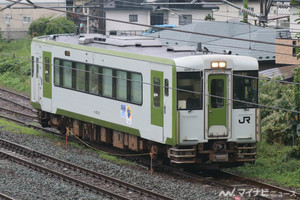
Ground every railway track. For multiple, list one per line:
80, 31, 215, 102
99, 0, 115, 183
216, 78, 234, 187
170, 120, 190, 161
0, 138, 173, 200
172, 169, 299, 200
0, 88, 37, 122
0, 193, 15, 200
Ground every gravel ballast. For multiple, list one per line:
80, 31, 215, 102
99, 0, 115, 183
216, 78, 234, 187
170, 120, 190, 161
0, 130, 224, 200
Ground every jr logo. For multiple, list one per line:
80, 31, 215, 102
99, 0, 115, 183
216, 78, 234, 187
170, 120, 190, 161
239, 116, 250, 124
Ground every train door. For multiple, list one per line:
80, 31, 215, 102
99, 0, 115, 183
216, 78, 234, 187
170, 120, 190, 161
151, 70, 164, 140
205, 72, 232, 139
42, 51, 52, 112
34, 55, 41, 103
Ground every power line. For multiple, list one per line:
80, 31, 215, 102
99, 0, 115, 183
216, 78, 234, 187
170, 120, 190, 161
0, 48, 299, 116
1, 34, 299, 87
5, 0, 300, 48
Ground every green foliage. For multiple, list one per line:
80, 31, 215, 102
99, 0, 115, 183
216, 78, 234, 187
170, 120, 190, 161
204, 14, 215, 21
29, 16, 76, 37
227, 136, 300, 188
259, 76, 297, 145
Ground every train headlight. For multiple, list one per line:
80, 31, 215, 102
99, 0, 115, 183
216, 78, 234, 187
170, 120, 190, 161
211, 61, 226, 69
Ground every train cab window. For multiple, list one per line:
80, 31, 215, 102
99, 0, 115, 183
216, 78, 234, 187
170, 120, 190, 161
36, 58, 39, 78
177, 72, 202, 110
44, 57, 50, 83
153, 77, 161, 108
131, 73, 142, 105
88, 65, 99, 94
75, 63, 86, 92
116, 70, 127, 101
233, 71, 258, 108
54, 59, 61, 86
103, 68, 113, 98
211, 79, 224, 108
63, 60, 72, 88
31, 56, 34, 77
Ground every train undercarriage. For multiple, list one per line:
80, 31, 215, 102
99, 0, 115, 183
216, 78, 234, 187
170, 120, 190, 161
40, 111, 256, 169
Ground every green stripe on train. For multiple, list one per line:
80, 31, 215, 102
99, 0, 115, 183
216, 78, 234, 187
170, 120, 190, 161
56, 108, 140, 137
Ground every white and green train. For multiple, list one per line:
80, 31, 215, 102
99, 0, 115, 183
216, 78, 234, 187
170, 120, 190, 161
31, 34, 260, 168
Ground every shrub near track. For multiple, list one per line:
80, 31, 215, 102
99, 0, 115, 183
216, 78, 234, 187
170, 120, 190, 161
0, 39, 31, 94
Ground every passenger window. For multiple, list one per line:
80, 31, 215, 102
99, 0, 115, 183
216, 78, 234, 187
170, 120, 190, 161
36, 58, 39, 78
54, 59, 60, 86
211, 79, 224, 108
153, 77, 160, 108
131, 73, 142, 104
63, 60, 72, 88
164, 79, 169, 96
75, 63, 86, 92
44, 57, 50, 83
116, 71, 127, 101
103, 68, 113, 98
177, 72, 202, 110
88, 65, 99, 94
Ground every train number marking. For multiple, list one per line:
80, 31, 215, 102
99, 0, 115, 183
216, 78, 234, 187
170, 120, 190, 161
239, 116, 250, 124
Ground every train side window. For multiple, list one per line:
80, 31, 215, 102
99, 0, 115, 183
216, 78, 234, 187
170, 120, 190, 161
31, 56, 34, 77
88, 65, 99, 94
44, 57, 50, 83
131, 73, 142, 104
164, 79, 169, 96
102, 68, 113, 98
153, 77, 161, 108
75, 63, 86, 92
233, 71, 258, 108
116, 70, 127, 101
54, 59, 60, 86
62, 60, 72, 88
177, 72, 202, 110
211, 79, 224, 108
36, 58, 39, 78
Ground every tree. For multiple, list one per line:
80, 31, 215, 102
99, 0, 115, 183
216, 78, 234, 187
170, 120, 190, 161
204, 14, 215, 21
29, 16, 76, 37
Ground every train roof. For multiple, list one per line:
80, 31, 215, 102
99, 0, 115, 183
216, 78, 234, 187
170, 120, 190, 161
33, 34, 258, 71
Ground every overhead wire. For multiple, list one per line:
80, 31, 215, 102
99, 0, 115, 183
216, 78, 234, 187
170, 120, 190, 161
0, 49, 299, 115
4, 0, 300, 48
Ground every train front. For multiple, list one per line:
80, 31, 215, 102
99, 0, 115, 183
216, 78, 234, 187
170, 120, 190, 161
169, 55, 260, 168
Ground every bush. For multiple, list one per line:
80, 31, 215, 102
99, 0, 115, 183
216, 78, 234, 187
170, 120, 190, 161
29, 16, 76, 37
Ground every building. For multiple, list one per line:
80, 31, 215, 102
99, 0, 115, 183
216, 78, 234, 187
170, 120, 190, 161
0, 0, 66, 39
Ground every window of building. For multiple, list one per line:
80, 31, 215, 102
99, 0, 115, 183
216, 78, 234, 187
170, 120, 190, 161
233, 71, 258, 108
23, 16, 31, 23
129, 14, 138, 22
5, 16, 11, 24
179, 15, 192, 25
177, 72, 202, 110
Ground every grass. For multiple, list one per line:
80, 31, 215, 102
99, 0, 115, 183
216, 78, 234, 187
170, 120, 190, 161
0, 39, 31, 95
227, 136, 300, 190
0, 118, 135, 165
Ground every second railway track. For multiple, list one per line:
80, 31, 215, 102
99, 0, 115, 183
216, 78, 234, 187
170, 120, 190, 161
0, 138, 173, 200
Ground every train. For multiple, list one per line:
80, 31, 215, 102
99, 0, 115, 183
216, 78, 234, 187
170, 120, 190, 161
30, 33, 260, 169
